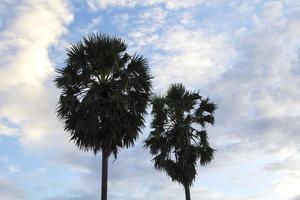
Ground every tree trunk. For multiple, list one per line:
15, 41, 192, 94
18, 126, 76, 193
184, 184, 191, 200
101, 149, 109, 200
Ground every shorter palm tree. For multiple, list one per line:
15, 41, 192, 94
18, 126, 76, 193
145, 83, 216, 200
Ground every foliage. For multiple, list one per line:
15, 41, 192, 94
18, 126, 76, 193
145, 83, 216, 187
55, 33, 152, 157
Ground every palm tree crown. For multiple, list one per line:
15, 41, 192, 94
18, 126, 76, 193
55, 33, 152, 156
145, 83, 216, 200
55, 33, 152, 200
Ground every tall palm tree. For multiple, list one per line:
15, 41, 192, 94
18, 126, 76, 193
145, 83, 216, 200
55, 33, 152, 200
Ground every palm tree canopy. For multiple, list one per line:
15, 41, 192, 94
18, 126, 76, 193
55, 33, 152, 157
145, 83, 216, 186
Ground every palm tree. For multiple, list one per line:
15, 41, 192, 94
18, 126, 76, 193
145, 83, 216, 200
55, 33, 152, 200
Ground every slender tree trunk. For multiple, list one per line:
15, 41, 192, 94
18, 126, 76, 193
184, 184, 191, 200
101, 149, 109, 200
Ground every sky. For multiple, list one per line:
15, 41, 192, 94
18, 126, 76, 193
0, 0, 300, 199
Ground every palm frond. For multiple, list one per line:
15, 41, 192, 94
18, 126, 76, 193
145, 83, 216, 187
55, 32, 152, 157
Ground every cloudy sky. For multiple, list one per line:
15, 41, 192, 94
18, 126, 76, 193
1, 0, 300, 199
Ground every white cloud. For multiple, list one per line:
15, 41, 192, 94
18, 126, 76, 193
78, 16, 102, 34
0, 0, 72, 90
87, 0, 212, 10
0, 123, 18, 136
44, 0, 300, 199
270, 149, 300, 199
112, 13, 130, 29
122, 0, 300, 199
8, 164, 20, 174
1, 0, 300, 199
137, 7, 168, 34
0, 0, 73, 148
0, 177, 25, 200
203, 1, 300, 198
150, 26, 235, 91
179, 11, 196, 26
0, 156, 8, 162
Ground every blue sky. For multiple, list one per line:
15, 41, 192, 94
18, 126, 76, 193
1, 0, 300, 199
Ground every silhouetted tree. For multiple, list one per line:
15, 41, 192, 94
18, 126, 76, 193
145, 83, 216, 200
55, 33, 152, 200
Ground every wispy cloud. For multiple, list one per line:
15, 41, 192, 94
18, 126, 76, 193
0, 177, 25, 200
87, 0, 216, 11
1, 0, 300, 199
0, 0, 73, 146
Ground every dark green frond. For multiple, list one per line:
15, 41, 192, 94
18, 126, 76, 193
145, 83, 216, 187
55, 32, 152, 157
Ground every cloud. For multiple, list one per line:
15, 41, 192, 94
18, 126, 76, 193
114, 0, 300, 199
8, 164, 20, 174
150, 26, 234, 91
137, 7, 168, 33
48, 142, 234, 200
0, 0, 73, 147
202, 1, 300, 198
0, 177, 25, 200
121, 9, 234, 92
78, 16, 102, 34
1, 0, 300, 199
86, 0, 210, 11
112, 13, 130, 29
0, 122, 19, 136
292, 195, 300, 200
48, 0, 300, 199
264, 156, 300, 172
262, 148, 300, 199
0, 156, 8, 162
273, 169, 300, 199
46, 187, 96, 200
0, 0, 73, 89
